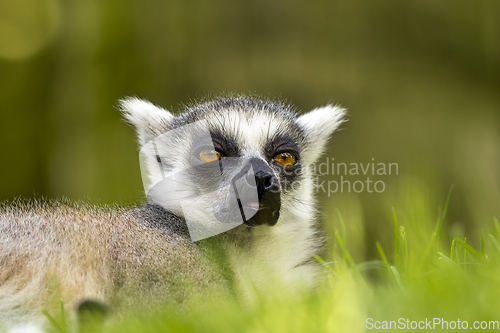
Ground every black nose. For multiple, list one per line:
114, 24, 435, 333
251, 170, 278, 200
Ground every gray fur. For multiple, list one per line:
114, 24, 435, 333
0, 200, 225, 328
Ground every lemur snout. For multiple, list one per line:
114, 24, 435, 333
241, 158, 281, 227
253, 170, 279, 199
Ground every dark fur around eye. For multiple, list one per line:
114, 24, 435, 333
209, 131, 240, 157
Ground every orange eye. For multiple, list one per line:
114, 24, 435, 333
199, 150, 221, 163
274, 152, 296, 166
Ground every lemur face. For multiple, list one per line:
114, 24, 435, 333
121, 96, 345, 241
185, 108, 306, 228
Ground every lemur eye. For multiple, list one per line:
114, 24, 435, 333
274, 152, 296, 166
199, 150, 221, 163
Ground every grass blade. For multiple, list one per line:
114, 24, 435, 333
390, 266, 402, 288
438, 185, 454, 245
42, 310, 64, 333
481, 230, 485, 257
314, 254, 335, 274
437, 251, 458, 266
336, 208, 347, 247
420, 186, 454, 269
489, 234, 500, 255
454, 237, 482, 259
400, 226, 408, 271
376, 241, 391, 273
392, 207, 399, 268
60, 300, 66, 333
419, 216, 441, 269
495, 217, 500, 240
335, 230, 366, 287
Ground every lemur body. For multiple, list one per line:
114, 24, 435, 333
0, 96, 345, 329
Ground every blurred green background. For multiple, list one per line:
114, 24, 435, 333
1, 0, 499, 260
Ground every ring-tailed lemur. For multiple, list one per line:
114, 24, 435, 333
0, 95, 345, 330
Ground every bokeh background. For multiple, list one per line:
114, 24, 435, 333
1, 0, 499, 261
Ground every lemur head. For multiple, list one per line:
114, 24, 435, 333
120, 95, 345, 241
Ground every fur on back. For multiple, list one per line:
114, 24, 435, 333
0, 200, 224, 327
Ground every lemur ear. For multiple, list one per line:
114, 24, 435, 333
119, 97, 174, 147
297, 104, 346, 163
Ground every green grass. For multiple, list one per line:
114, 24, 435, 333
44, 190, 500, 332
